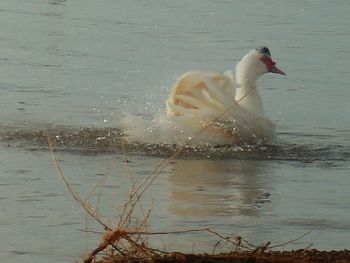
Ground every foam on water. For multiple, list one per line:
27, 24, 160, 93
118, 110, 274, 146
119, 113, 231, 146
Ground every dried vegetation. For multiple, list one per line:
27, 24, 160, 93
46, 123, 350, 263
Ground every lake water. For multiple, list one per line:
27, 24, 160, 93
1, 0, 350, 262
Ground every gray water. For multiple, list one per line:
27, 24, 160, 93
1, 0, 350, 262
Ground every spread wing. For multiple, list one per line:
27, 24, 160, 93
165, 70, 274, 144
166, 71, 236, 120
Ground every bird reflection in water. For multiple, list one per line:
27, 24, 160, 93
167, 159, 272, 217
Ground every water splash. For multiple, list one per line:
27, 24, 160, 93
1, 125, 348, 162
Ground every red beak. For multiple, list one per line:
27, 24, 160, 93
260, 55, 286, 76
270, 65, 286, 75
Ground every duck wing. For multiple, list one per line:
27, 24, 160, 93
166, 71, 274, 144
166, 71, 236, 119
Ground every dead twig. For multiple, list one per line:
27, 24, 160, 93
269, 229, 313, 249
47, 131, 111, 231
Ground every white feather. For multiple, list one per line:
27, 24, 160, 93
174, 94, 208, 110
204, 78, 233, 105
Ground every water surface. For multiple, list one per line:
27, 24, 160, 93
0, 0, 350, 262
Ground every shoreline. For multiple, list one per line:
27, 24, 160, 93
97, 249, 350, 263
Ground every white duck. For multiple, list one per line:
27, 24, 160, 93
165, 47, 285, 145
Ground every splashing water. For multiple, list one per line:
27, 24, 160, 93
1, 124, 348, 162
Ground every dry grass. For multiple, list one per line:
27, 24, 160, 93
47, 131, 325, 263
45, 88, 349, 263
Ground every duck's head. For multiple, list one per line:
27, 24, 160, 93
236, 47, 285, 86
